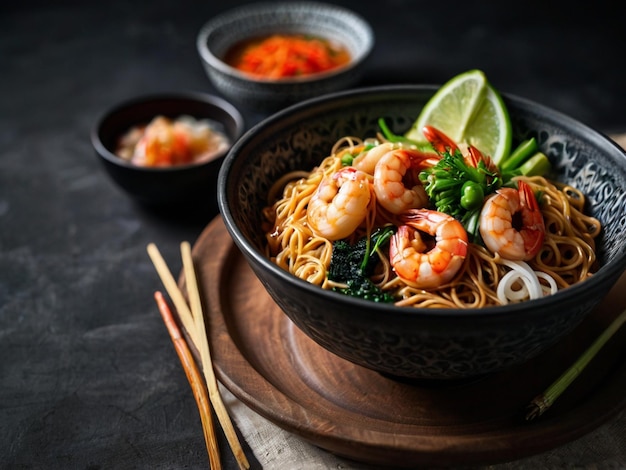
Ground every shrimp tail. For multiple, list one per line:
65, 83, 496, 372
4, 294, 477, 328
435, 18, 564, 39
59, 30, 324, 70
466, 145, 500, 174
422, 125, 459, 155
518, 180, 545, 256
465, 146, 483, 168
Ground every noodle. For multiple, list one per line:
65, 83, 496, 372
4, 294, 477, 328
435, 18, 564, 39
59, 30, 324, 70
262, 139, 601, 308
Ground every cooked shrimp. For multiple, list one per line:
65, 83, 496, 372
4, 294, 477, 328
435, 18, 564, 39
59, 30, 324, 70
306, 167, 372, 240
352, 142, 395, 175
479, 180, 545, 261
373, 148, 439, 214
390, 209, 469, 289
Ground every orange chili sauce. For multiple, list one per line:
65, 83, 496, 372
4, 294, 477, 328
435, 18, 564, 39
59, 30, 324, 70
223, 33, 351, 79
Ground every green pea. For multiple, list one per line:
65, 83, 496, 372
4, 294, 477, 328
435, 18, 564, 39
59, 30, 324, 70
460, 181, 484, 210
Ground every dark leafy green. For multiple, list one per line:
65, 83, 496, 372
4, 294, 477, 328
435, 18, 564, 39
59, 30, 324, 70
328, 226, 396, 303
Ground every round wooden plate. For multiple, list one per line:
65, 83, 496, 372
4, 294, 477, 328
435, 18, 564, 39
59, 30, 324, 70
189, 216, 626, 468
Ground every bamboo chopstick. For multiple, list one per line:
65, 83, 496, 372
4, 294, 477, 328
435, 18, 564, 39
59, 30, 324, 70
154, 291, 221, 470
147, 242, 250, 470
180, 241, 250, 470
147, 244, 197, 346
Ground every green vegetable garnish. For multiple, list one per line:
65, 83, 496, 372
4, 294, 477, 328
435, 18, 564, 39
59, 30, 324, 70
526, 308, 626, 420
499, 137, 552, 182
501, 137, 538, 172
518, 151, 551, 177
328, 226, 395, 303
460, 180, 485, 210
419, 147, 501, 242
341, 153, 354, 166
378, 118, 435, 152
378, 117, 419, 144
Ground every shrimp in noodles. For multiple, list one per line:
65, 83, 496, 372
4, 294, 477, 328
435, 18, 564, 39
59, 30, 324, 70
352, 142, 395, 175
373, 148, 439, 214
479, 179, 545, 261
390, 209, 469, 289
306, 167, 372, 240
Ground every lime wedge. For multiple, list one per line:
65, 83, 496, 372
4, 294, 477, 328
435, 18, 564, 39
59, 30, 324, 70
405, 69, 512, 165
464, 84, 512, 165
405, 69, 487, 143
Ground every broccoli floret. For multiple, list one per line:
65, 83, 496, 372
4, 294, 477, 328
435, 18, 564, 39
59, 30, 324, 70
328, 227, 395, 303
419, 149, 501, 243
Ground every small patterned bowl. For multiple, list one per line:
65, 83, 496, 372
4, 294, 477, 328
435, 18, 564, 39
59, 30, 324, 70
218, 85, 626, 381
196, 2, 374, 113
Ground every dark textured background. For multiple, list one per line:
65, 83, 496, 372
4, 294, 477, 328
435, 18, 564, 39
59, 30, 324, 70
2, 1, 625, 468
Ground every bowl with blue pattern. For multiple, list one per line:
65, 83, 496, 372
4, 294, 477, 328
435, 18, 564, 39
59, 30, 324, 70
197, 2, 374, 113
217, 84, 626, 381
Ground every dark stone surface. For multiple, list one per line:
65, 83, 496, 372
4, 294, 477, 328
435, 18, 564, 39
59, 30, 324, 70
1, 1, 625, 468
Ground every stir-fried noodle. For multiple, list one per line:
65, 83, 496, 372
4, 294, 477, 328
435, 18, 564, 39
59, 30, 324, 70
261, 136, 601, 308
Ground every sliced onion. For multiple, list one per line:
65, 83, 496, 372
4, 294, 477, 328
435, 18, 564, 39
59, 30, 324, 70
497, 270, 529, 304
496, 259, 556, 304
536, 271, 558, 296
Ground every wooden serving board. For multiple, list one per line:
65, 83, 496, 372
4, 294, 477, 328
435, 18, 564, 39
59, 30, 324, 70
188, 216, 626, 468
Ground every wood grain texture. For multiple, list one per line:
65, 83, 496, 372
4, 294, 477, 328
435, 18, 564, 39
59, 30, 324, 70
185, 216, 626, 468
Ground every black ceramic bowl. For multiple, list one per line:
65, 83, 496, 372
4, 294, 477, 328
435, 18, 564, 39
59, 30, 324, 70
218, 85, 626, 381
196, 1, 374, 113
92, 92, 245, 209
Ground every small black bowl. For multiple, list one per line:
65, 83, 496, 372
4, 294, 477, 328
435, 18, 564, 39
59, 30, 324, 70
91, 92, 245, 210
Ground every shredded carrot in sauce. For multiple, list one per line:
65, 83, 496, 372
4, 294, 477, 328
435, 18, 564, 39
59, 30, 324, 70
224, 34, 351, 79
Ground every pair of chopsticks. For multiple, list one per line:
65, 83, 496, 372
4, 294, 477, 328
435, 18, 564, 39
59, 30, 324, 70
147, 242, 250, 470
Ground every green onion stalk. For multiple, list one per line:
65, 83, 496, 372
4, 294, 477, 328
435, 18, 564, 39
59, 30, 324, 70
525, 308, 626, 420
